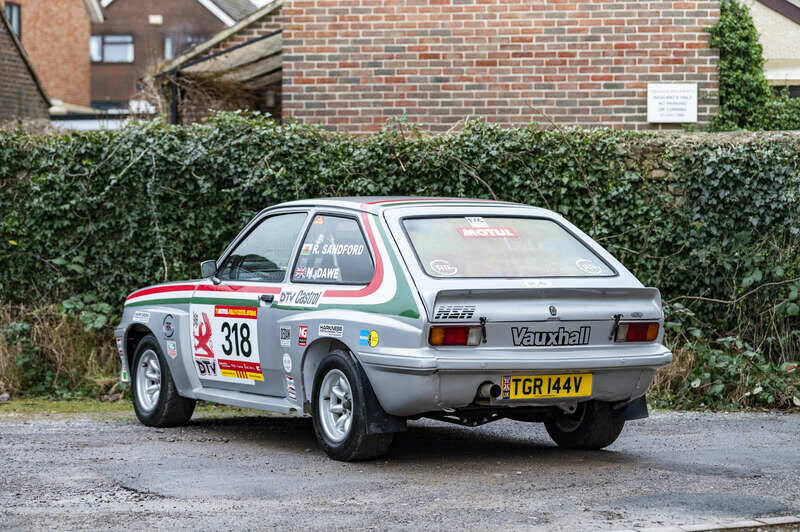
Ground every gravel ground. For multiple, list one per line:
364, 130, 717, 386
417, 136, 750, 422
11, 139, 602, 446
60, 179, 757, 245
0, 408, 797, 531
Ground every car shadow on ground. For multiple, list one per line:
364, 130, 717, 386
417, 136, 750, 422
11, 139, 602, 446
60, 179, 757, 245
182, 415, 627, 464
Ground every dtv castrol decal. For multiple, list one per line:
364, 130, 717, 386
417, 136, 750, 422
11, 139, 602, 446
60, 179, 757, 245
511, 326, 591, 347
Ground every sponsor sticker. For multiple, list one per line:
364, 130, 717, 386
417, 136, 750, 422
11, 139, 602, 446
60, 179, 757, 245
278, 288, 324, 308
298, 325, 308, 347
193, 311, 215, 358
575, 258, 604, 275
457, 227, 517, 238
524, 280, 552, 288
132, 311, 150, 323
163, 314, 175, 338
195, 358, 217, 377
313, 215, 325, 224
214, 305, 257, 319
430, 259, 458, 277
465, 216, 489, 228
511, 326, 591, 347
319, 323, 344, 338
166, 340, 178, 359
282, 352, 292, 373
359, 329, 379, 348
286, 375, 297, 401
280, 326, 291, 347
218, 359, 263, 381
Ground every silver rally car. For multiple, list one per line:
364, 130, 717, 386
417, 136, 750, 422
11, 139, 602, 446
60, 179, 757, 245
115, 197, 671, 461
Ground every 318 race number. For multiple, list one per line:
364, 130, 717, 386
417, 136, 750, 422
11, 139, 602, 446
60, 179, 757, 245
221, 322, 252, 357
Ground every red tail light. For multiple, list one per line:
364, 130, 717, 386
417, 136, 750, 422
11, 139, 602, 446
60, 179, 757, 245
429, 326, 482, 346
615, 322, 659, 342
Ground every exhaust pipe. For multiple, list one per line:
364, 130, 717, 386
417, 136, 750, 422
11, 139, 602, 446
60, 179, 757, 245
477, 382, 501, 400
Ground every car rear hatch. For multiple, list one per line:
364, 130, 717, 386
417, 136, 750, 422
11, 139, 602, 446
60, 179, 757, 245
381, 204, 664, 351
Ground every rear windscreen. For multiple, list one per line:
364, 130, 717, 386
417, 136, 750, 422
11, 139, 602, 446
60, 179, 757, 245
403, 216, 615, 278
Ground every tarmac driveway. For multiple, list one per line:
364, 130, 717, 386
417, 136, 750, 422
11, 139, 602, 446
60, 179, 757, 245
0, 408, 798, 530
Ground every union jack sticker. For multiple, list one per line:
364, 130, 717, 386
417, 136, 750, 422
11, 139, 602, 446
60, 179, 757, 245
502, 376, 511, 400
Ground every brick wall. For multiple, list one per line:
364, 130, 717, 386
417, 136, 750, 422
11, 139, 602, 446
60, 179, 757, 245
0, 11, 49, 121
11, 0, 91, 107
280, 0, 721, 134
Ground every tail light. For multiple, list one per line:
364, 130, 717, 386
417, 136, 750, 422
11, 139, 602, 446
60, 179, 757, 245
615, 322, 659, 342
429, 326, 482, 346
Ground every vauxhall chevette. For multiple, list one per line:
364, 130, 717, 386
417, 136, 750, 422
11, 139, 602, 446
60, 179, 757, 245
115, 197, 671, 461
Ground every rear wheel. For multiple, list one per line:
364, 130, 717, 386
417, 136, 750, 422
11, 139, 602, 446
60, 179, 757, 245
312, 350, 394, 461
132, 334, 195, 427
544, 400, 624, 450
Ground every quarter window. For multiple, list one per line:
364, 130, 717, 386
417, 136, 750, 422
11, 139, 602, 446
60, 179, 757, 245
292, 215, 374, 284
217, 213, 307, 282
90, 35, 134, 63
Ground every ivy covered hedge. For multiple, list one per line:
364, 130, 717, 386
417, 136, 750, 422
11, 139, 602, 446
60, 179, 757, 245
0, 113, 798, 407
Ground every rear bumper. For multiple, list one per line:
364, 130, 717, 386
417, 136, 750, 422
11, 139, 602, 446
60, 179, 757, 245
358, 346, 672, 417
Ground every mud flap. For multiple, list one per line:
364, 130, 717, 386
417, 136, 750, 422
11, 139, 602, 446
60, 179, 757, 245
621, 395, 649, 421
355, 360, 407, 435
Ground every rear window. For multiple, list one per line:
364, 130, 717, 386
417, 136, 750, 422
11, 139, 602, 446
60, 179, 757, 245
403, 216, 614, 278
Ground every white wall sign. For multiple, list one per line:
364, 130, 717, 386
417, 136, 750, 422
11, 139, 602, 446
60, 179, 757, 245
647, 83, 698, 123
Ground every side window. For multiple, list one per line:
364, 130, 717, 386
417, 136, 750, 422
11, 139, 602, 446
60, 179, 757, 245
292, 215, 374, 284
217, 213, 307, 282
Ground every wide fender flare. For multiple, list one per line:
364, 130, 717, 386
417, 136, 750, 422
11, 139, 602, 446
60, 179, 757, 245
301, 338, 407, 434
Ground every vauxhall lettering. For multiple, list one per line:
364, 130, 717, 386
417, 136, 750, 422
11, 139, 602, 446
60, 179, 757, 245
511, 326, 591, 347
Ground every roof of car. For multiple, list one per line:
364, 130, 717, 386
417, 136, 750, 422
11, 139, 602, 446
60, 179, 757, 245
274, 196, 533, 215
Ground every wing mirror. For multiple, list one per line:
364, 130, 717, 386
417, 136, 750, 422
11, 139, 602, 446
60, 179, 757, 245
200, 260, 218, 279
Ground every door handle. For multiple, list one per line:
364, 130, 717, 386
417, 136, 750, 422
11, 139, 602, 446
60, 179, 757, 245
260, 294, 274, 304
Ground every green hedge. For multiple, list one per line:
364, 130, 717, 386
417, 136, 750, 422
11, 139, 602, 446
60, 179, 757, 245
1, 113, 798, 406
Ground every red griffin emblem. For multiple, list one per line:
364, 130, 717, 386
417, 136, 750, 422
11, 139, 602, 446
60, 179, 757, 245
194, 312, 214, 358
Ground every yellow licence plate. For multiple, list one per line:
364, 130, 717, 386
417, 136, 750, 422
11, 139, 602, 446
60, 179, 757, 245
500, 374, 593, 400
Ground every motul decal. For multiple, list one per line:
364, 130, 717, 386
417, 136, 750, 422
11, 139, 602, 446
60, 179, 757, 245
457, 227, 517, 238
511, 326, 591, 347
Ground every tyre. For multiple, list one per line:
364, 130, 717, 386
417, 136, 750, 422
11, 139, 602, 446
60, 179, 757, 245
312, 350, 394, 461
131, 334, 196, 427
544, 400, 624, 450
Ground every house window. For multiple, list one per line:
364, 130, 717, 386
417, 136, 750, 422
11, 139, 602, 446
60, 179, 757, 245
182, 34, 207, 53
4, 3, 21, 38
164, 36, 174, 60
90, 35, 134, 63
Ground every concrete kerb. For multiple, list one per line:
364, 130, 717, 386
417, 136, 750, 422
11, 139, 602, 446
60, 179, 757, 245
612, 515, 800, 532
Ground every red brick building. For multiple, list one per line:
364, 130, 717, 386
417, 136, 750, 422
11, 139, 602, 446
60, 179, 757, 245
0, 5, 49, 121
160, 0, 722, 133
91, 0, 257, 109
1, 0, 103, 108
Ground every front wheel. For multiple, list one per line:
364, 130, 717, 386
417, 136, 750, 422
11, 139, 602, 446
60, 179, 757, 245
312, 350, 393, 461
544, 400, 624, 450
132, 334, 196, 427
